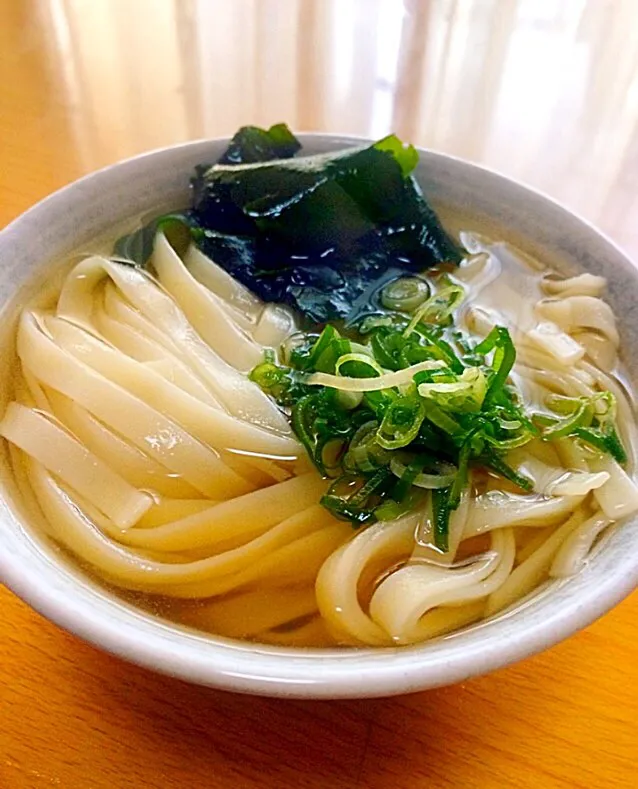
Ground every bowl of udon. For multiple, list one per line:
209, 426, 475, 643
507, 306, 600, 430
1, 128, 637, 698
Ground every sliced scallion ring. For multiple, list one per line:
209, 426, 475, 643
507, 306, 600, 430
390, 457, 456, 489
334, 352, 384, 378
404, 285, 465, 337
381, 277, 430, 312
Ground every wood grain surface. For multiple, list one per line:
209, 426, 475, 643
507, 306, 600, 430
1, 2, 637, 787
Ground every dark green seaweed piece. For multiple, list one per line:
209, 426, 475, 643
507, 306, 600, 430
113, 130, 461, 324
193, 135, 458, 260
218, 123, 301, 165
112, 124, 300, 266
190, 134, 461, 323
112, 212, 193, 267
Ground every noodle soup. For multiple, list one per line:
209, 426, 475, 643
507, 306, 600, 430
2, 126, 636, 649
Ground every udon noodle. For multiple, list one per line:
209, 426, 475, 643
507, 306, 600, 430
2, 226, 637, 648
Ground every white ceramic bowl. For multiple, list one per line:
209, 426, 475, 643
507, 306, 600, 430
1, 135, 637, 699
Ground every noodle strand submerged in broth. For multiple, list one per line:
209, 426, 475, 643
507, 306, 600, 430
2, 129, 637, 647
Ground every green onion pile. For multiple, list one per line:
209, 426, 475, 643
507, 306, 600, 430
250, 279, 625, 551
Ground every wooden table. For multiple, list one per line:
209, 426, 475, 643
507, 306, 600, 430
1, 1, 637, 787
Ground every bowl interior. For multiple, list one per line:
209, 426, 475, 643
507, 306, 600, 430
1, 135, 637, 698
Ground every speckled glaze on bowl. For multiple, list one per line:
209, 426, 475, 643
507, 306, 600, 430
1, 136, 637, 699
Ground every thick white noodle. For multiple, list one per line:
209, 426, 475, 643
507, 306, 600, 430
58, 256, 292, 433
484, 508, 588, 615
589, 455, 638, 519
535, 296, 619, 348
464, 492, 585, 538
541, 273, 606, 298
525, 322, 585, 365
153, 232, 264, 371
0, 403, 153, 529
18, 311, 253, 499
1, 231, 634, 648
44, 314, 299, 458
550, 515, 611, 578
94, 309, 221, 405
507, 450, 609, 497
45, 389, 202, 498
184, 242, 262, 322
316, 515, 418, 645
369, 528, 516, 644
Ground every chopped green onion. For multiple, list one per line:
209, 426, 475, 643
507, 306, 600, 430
390, 456, 430, 501
307, 359, 445, 392
542, 399, 593, 440
336, 390, 363, 410
404, 285, 465, 337
474, 326, 516, 405
432, 487, 452, 552
420, 400, 462, 435
374, 489, 424, 522
481, 449, 534, 491
348, 468, 393, 508
545, 394, 582, 415
604, 426, 627, 464
499, 419, 522, 430
448, 441, 471, 508
535, 391, 626, 463
358, 315, 397, 334
249, 361, 290, 400
574, 426, 627, 464
250, 292, 624, 535
411, 324, 465, 373
417, 367, 487, 413
482, 429, 536, 450
334, 352, 383, 379
320, 468, 394, 526
344, 421, 390, 473
390, 457, 456, 490
308, 325, 338, 368
377, 395, 427, 449
320, 438, 347, 474
291, 395, 323, 472
370, 328, 407, 371
381, 277, 430, 312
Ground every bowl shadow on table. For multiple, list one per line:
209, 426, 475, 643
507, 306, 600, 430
38, 616, 568, 789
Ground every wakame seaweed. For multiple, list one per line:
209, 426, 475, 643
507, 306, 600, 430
191, 130, 461, 323
113, 213, 192, 265
114, 125, 461, 323
217, 123, 302, 165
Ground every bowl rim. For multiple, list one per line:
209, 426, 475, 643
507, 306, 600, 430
1, 134, 637, 699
